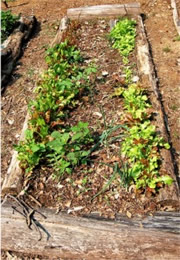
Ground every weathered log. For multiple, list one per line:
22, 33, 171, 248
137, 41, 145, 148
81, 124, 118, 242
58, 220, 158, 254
1, 203, 180, 259
1, 114, 29, 196
171, 0, 180, 35
136, 15, 180, 205
50, 16, 68, 47
1, 15, 37, 89
67, 3, 141, 20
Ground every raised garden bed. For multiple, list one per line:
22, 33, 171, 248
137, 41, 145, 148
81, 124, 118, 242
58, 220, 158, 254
2, 4, 180, 259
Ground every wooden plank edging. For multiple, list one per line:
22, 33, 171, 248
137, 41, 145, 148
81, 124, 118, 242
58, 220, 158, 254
137, 15, 179, 204
171, 0, 180, 35
2, 114, 29, 196
67, 3, 141, 20
1, 204, 180, 259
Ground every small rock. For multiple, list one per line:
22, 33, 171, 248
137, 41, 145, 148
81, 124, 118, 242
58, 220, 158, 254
7, 119, 14, 125
114, 193, 119, 199
177, 58, 180, 66
65, 200, 71, 208
97, 76, 103, 81
15, 134, 20, 139
126, 211, 132, 218
67, 206, 84, 214
132, 75, 139, 83
102, 71, 109, 77
93, 112, 102, 118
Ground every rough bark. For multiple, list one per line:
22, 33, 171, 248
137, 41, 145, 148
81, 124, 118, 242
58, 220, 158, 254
1, 15, 37, 90
50, 16, 68, 47
67, 3, 141, 20
2, 114, 29, 196
2, 203, 180, 259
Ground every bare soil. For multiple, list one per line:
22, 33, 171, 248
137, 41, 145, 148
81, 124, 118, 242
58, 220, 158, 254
1, 0, 180, 259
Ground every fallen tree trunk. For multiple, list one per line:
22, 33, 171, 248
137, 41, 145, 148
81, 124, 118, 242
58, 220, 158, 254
1, 15, 37, 91
1, 203, 180, 259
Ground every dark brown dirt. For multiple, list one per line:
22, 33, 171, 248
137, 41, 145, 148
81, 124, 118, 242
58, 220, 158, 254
1, 0, 180, 259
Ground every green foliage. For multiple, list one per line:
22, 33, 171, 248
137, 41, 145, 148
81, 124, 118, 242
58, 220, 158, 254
14, 129, 46, 173
109, 18, 173, 191
47, 122, 93, 177
121, 120, 171, 188
109, 18, 136, 60
120, 84, 173, 190
1, 10, 19, 42
174, 35, 180, 41
15, 41, 96, 177
123, 84, 151, 120
163, 46, 171, 53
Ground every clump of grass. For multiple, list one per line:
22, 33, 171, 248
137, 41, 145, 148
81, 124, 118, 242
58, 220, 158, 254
174, 35, 180, 41
163, 46, 171, 53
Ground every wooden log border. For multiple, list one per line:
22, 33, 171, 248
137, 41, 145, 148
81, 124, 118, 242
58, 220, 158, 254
171, 0, 180, 35
1, 203, 180, 259
67, 3, 141, 20
2, 114, 29, 196
2, 5, 180, 258
136, 15, 179, 204
1, 15, 37, 91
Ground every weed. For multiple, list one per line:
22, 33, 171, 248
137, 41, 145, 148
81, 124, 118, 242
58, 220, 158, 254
174, 35, 180, 41
163, 46, 171, 53
170, 104, 178, 111
27, 68, 35, 78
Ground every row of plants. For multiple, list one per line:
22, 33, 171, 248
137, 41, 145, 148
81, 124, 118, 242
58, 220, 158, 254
1, 10, 19, 42
15, 40, 96, 178
109, 18, 173, 191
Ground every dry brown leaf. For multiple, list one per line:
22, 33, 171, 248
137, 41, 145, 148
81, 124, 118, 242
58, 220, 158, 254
126, 210, 132, 218
65, 200, 71, 208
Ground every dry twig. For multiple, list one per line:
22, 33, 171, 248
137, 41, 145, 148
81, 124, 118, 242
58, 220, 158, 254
1, 194, 50, 241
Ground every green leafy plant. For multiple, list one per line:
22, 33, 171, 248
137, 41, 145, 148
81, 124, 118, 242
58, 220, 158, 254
15, 40, 96, 177
1, 10, 19, 42
123, 83, 151, 120
121, 120, 172, 189
46, 122, 93, 178
109, 18, 136, 62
